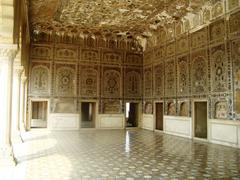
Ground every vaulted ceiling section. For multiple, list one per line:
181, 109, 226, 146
29, 0, 206, 49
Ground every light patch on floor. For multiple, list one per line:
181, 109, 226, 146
11, 129, 240, 179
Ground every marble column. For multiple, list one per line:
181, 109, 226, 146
19, 73, 27, 132
0, 44, 18, 166
11, 57, 23, 143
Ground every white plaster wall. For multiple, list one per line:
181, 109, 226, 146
98, 114, 125, 129
209, 119, 240, 148
142, 114, 154, 131
164, 116, 192, 138
49, 113, 79, 130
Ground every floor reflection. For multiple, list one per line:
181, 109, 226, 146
14, 129, 240, 179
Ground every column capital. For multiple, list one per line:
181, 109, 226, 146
0, 44, 18, 61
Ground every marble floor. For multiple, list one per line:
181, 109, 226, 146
9, 129, 240, 179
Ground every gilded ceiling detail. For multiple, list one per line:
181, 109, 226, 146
29, 0, 205, 43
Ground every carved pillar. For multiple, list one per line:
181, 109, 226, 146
11, 56, 23, 143
0, 44, 18, 165
19, 74, 27, 132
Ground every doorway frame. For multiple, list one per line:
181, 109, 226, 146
28, 98, 50, 130
79, 100, 98, 129
124, 100, 141, 129
154, 100, 164, 132
192, 99, 209, 141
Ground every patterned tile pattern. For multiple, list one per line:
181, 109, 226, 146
13, 129, 240, 179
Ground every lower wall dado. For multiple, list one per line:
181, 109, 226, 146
164, 116, 192, 139
49, 113, 80, 130
98, 114, 125, 129
142, 114, 154, 130
209, 119, 240, 148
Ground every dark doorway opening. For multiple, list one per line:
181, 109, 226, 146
31, 101, 48, 128
194, 102, 207, 139
125, 103, 138, 127
155, 102, 164, 131
81, 102, 96, 128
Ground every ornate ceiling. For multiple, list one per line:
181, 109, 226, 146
29, 0, 205, 45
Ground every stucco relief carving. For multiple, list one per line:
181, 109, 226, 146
103, 69, 121, 97
81, 50, 99, 62
203, 8, 211, 23
154, 63, 164, 97
125, 69, 141, 97
229, 11, 240, 34
176, 36, 188, 54
31, 65, 50, 94
103, 52, 122, 64
191, 51, 208, 95
179, 101, 189, 117
102, 99, 121, 114
210, 45, 228, 92
166, 42, 175, 57
80, 67, 98, 97
144, 102, 153, 114
228, 0, 239, 10
144, 67, 152, 97
177, 56, 189, 96
212, 2, 224, 18
55, 66, 76, 96
55, 47, 78, 60
191, 28, 207, 49
215, 101, 228, 119
165, 59, 176, 97
31, 45, 52, 59
125, 53, 142, 65
210, 19, 225, 42
166, 101, 176, 116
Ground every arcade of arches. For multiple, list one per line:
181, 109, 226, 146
0, 0, 240, 179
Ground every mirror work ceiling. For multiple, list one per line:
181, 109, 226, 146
29, 0, 206, 40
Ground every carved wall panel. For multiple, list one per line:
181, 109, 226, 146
124, 68, 142, 98
103, 52, 122, 64
166, 101, 176, 116
154, 63, 164, 98
30, 63, 50, 95
212, 2, 224, 18
125, 53, 143, 66
210, 19, 225, 43
210, 44, 229, 93
55, 64, 76, 96
191, 28, 208, 50
154, 46, 165, 61
229, 11, 240, 35
228, 0, 239, 10
55, 46, 78, 61
31, 45, 52, 60
191, 50, 208, 95
144, 67, 152, 98
177, 55, 189, 96
166, 42, 175, 57
144, 101, 153, 114
102, 67, 121, 98
51, 98, 76, 113
81, 49, 99, 62
215, 101, 228, 119
102, 99, 122, 114
178, 101, 189, 117
165, 58, 176, 97
176, 36, 189, 55
203, 8, 211, 23
232, 40, 240, 116
80, 65, 99, 97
